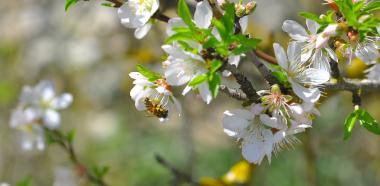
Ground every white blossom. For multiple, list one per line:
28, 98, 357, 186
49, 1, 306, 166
10, 80, 73, 150
366, 64, 380, 81
273, 42, 330, 104
117, 0, 159, 39
282, 19, 338, 72
130, 72, 181, 122
223, 101, 315, 164
162, 44, 213, 104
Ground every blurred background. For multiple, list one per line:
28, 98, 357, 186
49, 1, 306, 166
1, 0, 380, 185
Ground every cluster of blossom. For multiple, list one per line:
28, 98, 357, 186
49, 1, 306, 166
10, 80, 73, 150
115, 0, 380, 164
10, 0, 380, 166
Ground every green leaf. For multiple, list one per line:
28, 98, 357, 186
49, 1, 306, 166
363, 2, 380, 12
343, 110, 360, 140
208, 72, 221, 98
165, 31, 194, 43
231, 35, 261, 55
66, 129, 76, 143
299, 12, 321, 23
16, 176, 33, 186
209, 60, 223, 73
358, 109, 380, 135
92, 165, 110, 179
178, 0, 195, 28
65, 0, 79, 12
136, 64, 162, 81
189, 74, 208, 87
271, 70, 290, 87
101, 3, 114, 7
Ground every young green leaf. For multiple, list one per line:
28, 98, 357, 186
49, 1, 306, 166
209, 60, 223, 73
136, 64, 162, 81
208, 72, 221, 98
65, 0, 79, 12
189, 74, 208, 87
178, 0, 195, 28
358, 109, 380, 135
299, 12, 321, 23
363, 1, 380, 12
343, 110, 359, 140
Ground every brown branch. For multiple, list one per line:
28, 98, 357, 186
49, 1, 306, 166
249, 51, 279, 86
220, 85, 248, 101
323, 79, 380, 92
222, 64, 260, 102
254, 49, 277, 65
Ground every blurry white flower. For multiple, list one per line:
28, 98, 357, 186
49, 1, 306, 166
282, 19, 338, 72
162, 44, 213, 104
10, 80, 73, 150
0, 183, 11, 186
117, 0, 159, 39
273, 42, 330, 104
130, 72, 181, 122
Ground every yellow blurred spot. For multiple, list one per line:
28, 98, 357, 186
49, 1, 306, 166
129, 49, 156, 64
345, 58, 367, 78
199, 160, 254, 186
199, 177, 225, 186
221, 160, 254, 185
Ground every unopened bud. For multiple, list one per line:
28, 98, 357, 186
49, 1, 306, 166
245, 1, 257, 15
235, 4, 245, 17
271, 84, 281, 95
347, 30, 359, 42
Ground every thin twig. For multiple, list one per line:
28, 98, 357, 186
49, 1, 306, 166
324, 79, 380, 92
45, 129, 107, 186
155, 154, 199, 186
254, 49, 278, 65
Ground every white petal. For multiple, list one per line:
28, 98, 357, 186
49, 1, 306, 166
166, 18, 186, 36
306, 19, 319, 34
222, 116, 249, 137
300, 68, 330, 85
51, 93, 73, 110
242, 140, 267, 164
228, 55, 240, 67
287, 41, 302, 63
260, 114, 282, 129
325, 47, 338, 62
43, 109, 61, 129
224, 109, 254, 120
290, 79, 321, 103
134, 23, 152, 39
282, 20, 309, 42
182, 85, 192, 95
194, 0, 213, 29
198, 82, 212, 104
239, 16, 249, 33
273, 43, 289, 70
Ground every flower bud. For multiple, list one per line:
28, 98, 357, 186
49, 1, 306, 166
271, 84, 281, 95
235, 4, 245, 17
245, 1, 257, 15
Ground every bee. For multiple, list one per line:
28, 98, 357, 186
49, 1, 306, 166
144, 97, 168, 119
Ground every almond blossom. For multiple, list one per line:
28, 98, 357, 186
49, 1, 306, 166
162, 43, 213, 104
282, 19, 338, 72
273, 42, 330, 104
117, 0, 159, 39
10, 80, 73, 150
129, 72, 181, 122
